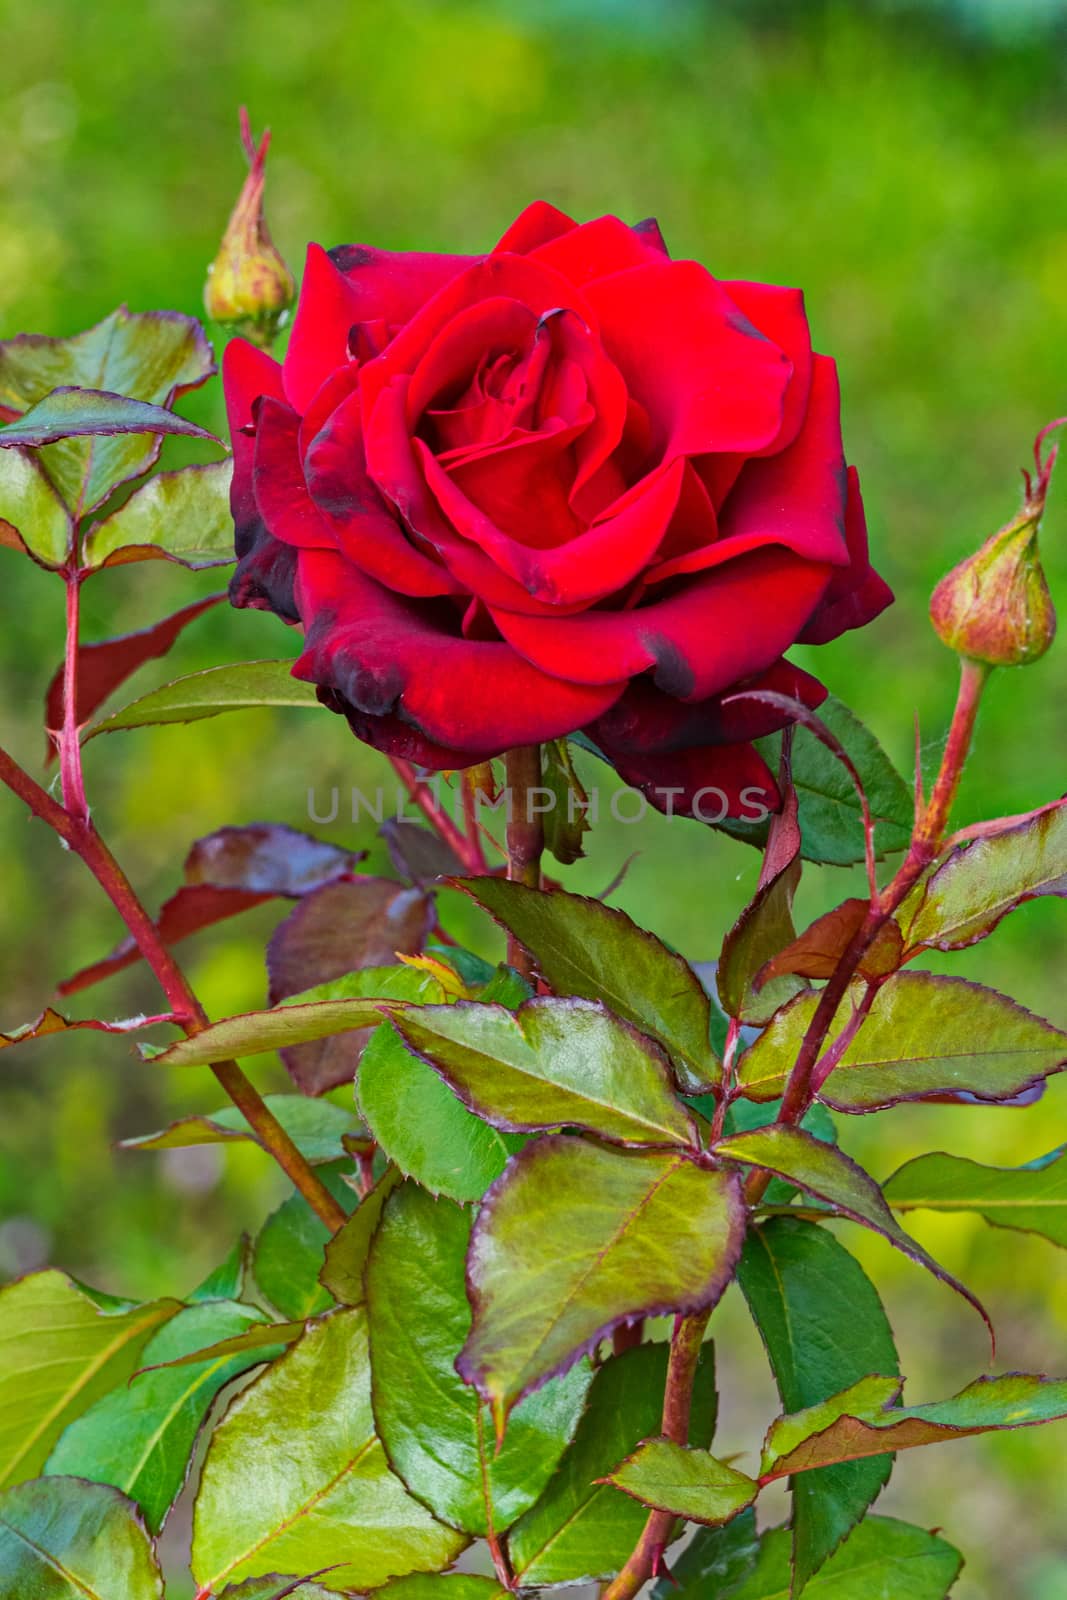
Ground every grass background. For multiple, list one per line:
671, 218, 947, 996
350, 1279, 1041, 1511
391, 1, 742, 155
1, 0, 1067, 1591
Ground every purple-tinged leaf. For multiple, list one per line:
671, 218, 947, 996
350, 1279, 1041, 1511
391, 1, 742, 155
756, 898, 903, 987
601, 1436, 757, 1525
716, 1125, 992, 1345
457, 878, 720, 1092
381, 819, 465, 887
884, 1146, 1067, 1249
760, 1372, 1067, 1482
899, 800, 1067, 953
457, 1138, 745, 1432
0, 444, 73, 568
0, 386, 219, 449
719, 849, 803, 1026
45, 593, 224, 760
269, 879, 434, 1093
737, 971, 1067, 1110
82, 459, 235, 570
0, 1007, 163, 1052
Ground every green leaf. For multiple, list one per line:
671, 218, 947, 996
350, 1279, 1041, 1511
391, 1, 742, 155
217, 1578, 341, 1600
83, 458, 235, 569
884, 1146, 1067, 1248
458, 878, 721, 1090
139, 1320, 305, 1372
366, 1181, 592, 1536
542, 738, 591, 865
190, 1237, 252, 1304
761, 1371, 1067, 1483
650, 1507, 760, 1599
475, 964, 534, 1009
0, 307, 215, 514
0, 1271, 179, 1489
357, 1023, 523, 1203
0, 445, 72, 567
782, 695, 913, 867
119, 1094, 358, 1164
375, 1579, 507, 1600
457, 1138, 744, 1429
392, 997, 696, 1147
321, 1167, 404, 1306
717, 1125, 989, 1336
0, 386, 218, 449
508, 1341, 717, 1585
718, 855, 805, 1026
724, 1096, 836, 1206
144, 965, 442, 1068
85, 659, 324, 739
44, 1300, 275, 1532
900, 802, 1067, 951
0, 1476, 164, 1598
191, 1309, 466, 1593
737, 1219, 899, 1591
603, 1437, 756, 1525
737, 971, 1067, 1109
717, 1516, 962, 1599
253, 1165, 356, 1322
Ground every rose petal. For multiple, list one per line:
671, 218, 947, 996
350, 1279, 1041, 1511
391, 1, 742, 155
582, 259, 791, 460
529, 213, 670, 288
590, 659, 827, 756
223, 341, 297, 620
292, 548, 625, 756
490, 544, 832, 697
252, 397, 334, 549
799, 465, 894, 644
494, 200, 577, 253
594, 736, 781, 822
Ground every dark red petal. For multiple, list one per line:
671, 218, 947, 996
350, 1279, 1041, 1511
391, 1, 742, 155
798, 465, 893, 645
529, 213, 669, 288
223, 340, 297, 620
494, 200, 577, 254
490, 545, 832, 697
590, 659, 827, 757
632, 217, 669, 255
292, 549, 625, 756
303, 388, 461, 597
643, 354, 851, 588
595, 738, 781, 822
582, 260, 791, 460
252, 397, 334, 549
722, 281, 813, 456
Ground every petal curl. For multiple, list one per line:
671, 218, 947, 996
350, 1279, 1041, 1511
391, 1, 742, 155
799, 465, 894, 644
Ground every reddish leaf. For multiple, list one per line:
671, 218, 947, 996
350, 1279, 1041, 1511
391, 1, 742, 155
59, 825, 362, 996
381, 819, 465, 887
718, 751, 803, 1025
0, 1007, 162, 1050
44, 593, 225, 760
268, 879, 435, 1094
756, 899, 904, 987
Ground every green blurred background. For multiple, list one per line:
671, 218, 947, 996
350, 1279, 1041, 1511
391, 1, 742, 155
2, 0, 1067, 1592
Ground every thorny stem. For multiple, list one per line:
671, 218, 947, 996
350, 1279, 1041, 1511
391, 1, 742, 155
504, 744, 544, 980
601, 1309, 713, 1600
390, 757, 487, 874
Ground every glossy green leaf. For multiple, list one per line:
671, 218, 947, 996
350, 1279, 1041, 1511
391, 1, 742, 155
0, 1271, 179, 1489
393, 997, 696, 1146
253, 1166, 356, 1322
884, 1146, 1067, 1248
375, 1579, 506, 1600
357, 1023, 523, 1203
119, 1094, 357, 1164
83, 458, 235, 569
366, 1181, 592, 1535
900, 802, 1067, 952
780, 695, 913, 866
44, 1300, 274, 1532
190, 1237, 252, 1304
738, 1219, 899, 1591
724, 1096, 836, 1206
0, 445, 72, 567
458, 878, 721, 1090
762, 1371, 1067, 1483
457, 1138, 743, 1428
0, 1476, 164, 1598
217, 1578, 340, 1600
718, 1125, 989, 1334
192, 1309, 466, 1593
0, 385, 217, 449
140, 1320, 305, 1372
509, 1340, 717, 1585
0, 307, 215, 513
321, 1167, 404, 1306
604, 1437, 756, 1525
737, 971, 1067, 1109
85, 660, 323, 740
718, 1515, 961, 1599
650, 1507, 760, 1599
718, 857, 804, 1026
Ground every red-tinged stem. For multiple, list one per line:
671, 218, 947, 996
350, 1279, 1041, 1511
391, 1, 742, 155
0, 741, 345, 1233
601, 1310, 712, 1600
745, 657, 991, 1203
390, 757, 486, 874
59, 573, 89, 825
504, 745, 544, 980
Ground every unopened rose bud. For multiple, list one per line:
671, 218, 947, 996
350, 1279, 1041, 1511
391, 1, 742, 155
204, 108, 295, 347
930, 419, 1064, 668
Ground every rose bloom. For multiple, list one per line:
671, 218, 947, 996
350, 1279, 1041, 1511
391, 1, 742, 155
225, 201, 890, 818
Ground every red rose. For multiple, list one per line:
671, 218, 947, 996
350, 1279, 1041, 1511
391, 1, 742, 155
225, 201, 891, 817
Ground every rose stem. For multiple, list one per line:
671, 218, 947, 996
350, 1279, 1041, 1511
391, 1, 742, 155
503, 744, 544, 980
390, 757, 486, 873
601, 1309, 712, 1600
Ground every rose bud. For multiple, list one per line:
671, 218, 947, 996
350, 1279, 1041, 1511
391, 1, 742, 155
930, 420, 1063, 668
204, 108, 295, 348
223, 203, 893, 820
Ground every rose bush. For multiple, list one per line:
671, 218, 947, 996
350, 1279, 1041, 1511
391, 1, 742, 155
226, 200, 891, 815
